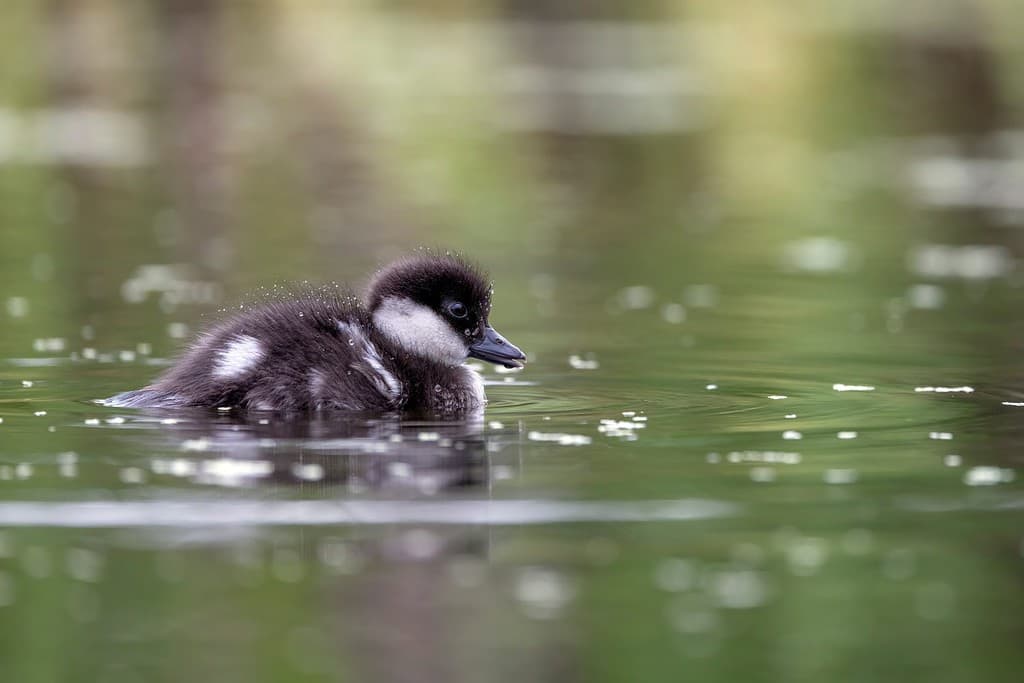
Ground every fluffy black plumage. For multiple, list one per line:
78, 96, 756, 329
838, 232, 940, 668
367, 253, 491, 317
105, 253, 525, 416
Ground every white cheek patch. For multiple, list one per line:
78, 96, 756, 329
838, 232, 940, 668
213, 335, 264, 379
372, 297, 468, 366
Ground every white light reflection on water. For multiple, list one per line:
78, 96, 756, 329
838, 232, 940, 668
963, 466, 1016, 487
823, 469, 858, 485
832, 383, 875, 392
0, 498, 737, 528
785, 537, 828, 577
515, 567, 577, 620
906, 284, 945, 310
5, 357, 66, 367
782, 237, 857, 273
710, 569, 769, 609
908, 243, 1014, 280
725, 451, 800, 465
527, 431, 592, 446
568, 354, 600, 370
895, 495, 1024, 512
909, 153, 1024, 214
31, 329, 63, 352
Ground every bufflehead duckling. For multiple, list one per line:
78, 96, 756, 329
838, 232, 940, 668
105, 253, 526, 415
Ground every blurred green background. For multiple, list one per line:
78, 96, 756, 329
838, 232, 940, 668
1, 1, 1024, 682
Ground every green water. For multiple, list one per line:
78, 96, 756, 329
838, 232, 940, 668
2, 3, 1024, 682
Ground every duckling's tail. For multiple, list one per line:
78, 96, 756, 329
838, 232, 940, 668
101, 388, 185, 408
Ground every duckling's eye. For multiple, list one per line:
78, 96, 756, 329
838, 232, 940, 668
447, 301, 468, 319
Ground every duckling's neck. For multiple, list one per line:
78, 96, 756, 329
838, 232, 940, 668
374, 350, 480, 416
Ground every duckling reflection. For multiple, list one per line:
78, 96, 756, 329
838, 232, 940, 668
130, 411, 516, 493
91, 410, 568, 680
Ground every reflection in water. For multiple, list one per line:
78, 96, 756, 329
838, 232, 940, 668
0, 499, 737, 528
106, 411, 498, 493
15, 411, 588, 682
0, 408, 736, 681
11, 409, 736, 526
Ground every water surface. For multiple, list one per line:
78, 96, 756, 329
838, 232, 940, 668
2, 3, 1024, 682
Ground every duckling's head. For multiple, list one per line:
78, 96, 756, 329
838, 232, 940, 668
367, 253, 527, 369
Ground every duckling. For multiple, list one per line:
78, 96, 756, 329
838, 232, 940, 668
105, 253, 526, 415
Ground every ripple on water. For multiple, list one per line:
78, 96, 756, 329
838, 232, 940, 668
0, 498, 738, 528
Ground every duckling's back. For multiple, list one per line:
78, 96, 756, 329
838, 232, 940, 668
106, 291, 405, 412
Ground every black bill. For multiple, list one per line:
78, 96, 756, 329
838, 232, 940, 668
468, 326, 527, 369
